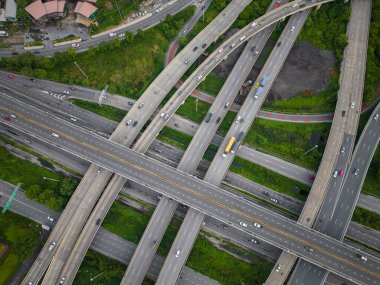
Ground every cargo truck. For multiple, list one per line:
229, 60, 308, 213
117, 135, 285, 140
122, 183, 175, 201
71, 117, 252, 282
223, 136, 236, 157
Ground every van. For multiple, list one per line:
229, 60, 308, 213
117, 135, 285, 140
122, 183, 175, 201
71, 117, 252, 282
235, 116, 241, 123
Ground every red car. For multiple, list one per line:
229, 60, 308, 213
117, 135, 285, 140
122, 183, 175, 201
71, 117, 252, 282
8, 74, 15, 79
4, 116, 11, 121
308, 175, 315, 181
338, 169, 344, 177
274, 0, 281, 9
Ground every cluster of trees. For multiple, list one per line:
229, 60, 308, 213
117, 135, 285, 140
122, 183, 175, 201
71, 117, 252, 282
159, 6, 195, 40
25, 177, 78, 211
353, 207, 380, 231
232, 0, 272, 29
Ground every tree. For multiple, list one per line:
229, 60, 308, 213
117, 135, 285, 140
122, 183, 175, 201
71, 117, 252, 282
25, 184, 42, 200
13, 234, 37, 258
59, 177, 78, 197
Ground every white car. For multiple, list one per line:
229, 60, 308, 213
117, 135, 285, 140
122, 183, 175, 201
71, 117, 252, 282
239, 221, 247, 228
126, 119, 132, 126
270, 198, 278, 203
254, 222, 262, 228
291, 3, 298, 7
361, 255, 368, 261
118, 33, 125, 38
374, 114, 379, 120
70, 117, 77, 122
275, 264, 282, 272
350, 101, 355, 109
240, 35, 246, 41
51, 133, 60, 138
175, 250, 181, 257
290, 26, 295, 32
333, 170, 338, 178
71, 43, 79, 48
251, 22, 257, 27
47, 216, 54, 222
59, 277, 66, 284
341, 146, 345, 153
109, 32, 117, 37
97, 168, 102, 174
196, 75, 203, 82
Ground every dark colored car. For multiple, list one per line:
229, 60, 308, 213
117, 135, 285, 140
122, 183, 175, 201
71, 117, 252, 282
96, 218, 101, 225
4, 116, 11, 121
192, 46, 198, 52
11, 51, 19, 55
202, 43, 207, 48
277, 42, 282, 47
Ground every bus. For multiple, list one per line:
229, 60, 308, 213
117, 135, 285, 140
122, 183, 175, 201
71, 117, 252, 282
223, 136, 236, 157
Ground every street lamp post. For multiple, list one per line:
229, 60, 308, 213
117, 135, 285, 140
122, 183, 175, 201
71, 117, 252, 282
43, 177, 60, 182
90, 271, 104, 282
74, 61, 88, 79
303, 145, 318, 155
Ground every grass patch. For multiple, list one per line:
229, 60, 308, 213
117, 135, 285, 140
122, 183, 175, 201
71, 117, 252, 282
362, 144, 380, 198
53, 36, 81, 44
157, 126, 192, 151
352, 207, 380, 231
230, 157, 310, 201
177, 96, 211, 123
0, 211, 41, 285
103, 202, 273, 285
197, 73, 226, 96
0, 7, 194, 100
69, 99, 127, 122
243, 119, 331, 171
262, 71, 339, 114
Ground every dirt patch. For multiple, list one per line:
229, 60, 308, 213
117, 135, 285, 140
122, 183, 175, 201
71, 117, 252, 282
269, 40, 336, 100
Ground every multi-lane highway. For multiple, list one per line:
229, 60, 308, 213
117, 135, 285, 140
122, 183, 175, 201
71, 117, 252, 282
1, 94, 380, 285
265, 0, 373, 283
123, 0, 283, 283
19, 1, 255, 284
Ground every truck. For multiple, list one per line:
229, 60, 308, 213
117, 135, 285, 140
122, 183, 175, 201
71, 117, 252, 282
223, 136, 236, 157
205, 112, 213, 123
236, 131, 245, 142
41, 224, 50, 231
274, 0, 281, 9
0, 31, 8, 37
242, 80, 253, 88
253, 75, 269, 99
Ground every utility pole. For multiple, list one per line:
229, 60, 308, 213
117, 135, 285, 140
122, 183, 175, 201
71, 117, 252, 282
98, 85, 109, 106
43, 177, 60, 182
303, 145, 318, 155
90, 271, 104, 282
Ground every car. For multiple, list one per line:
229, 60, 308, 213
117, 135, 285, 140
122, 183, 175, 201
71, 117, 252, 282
133, 121, 138, 127
360, 255, 368, 261
221, 224, 227, 229
109, 32, 117, 37
59, 277, 66, 284
290, 26, 295, 32
152, 240, 157, 245
10, 114, 16, 118
30, 78, 35, 82
128, 101, 134, 106
193, 46, 198, 52
354, 168, 359, 175
157, 195, 162, 200
235, 116, 242, 123
25, 139, 31, 144
126, 119, 132, 126
291, 3, 298, 7
8, 74, 15, 79
71, 43, 79, 48
218, 48, 223, 53
251, 22, 257, 27
47, 216, 54, 222
230, 43, 236, 48
374, 114, 379, 120
196, 75, 203, 82
333, 170, 338, 178
70, 117, 77, 122
239, 221, 247, 228
216, 117, 221, 124
163, 113, 169, 121
160, 112, 165, 118
51, 133, 60, 138
277, 41, 282, 47
63, 90, 70, 94
275, 264, 282, 272
254, 222, 262, 228
97, 168, 102, 174
338, 169, 343, 177
48, 242, 56, 251
350, 102, 355, 109
202, 43, 207, 48
96, 218, 101, 225
305, 246, 314, 252
254, 82, 259, 88
28, 282, 33, 285
70, 86, 76, 90
183, 29, 187, 34
184, 59, 189, 65
342, 110, 346, 117
215, 57, 220, 62
224, 102, 230, 109
341, 146, 345, 153
11, 51, 19, 55
175, 250, 181, 257
240, 35, 246, 41
33, 50, 40, 54
118, 33, 125, 38
308, 175, 315, 181
251, 238, 259, 244
138, 102, 144, 109
270, 198, 278, 203
4, 116, 11, 121
153, 147, 161, 153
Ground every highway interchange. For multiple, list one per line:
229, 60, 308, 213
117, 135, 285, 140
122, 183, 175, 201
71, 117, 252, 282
0, 0, 378, 284
1, 87, 380, 285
